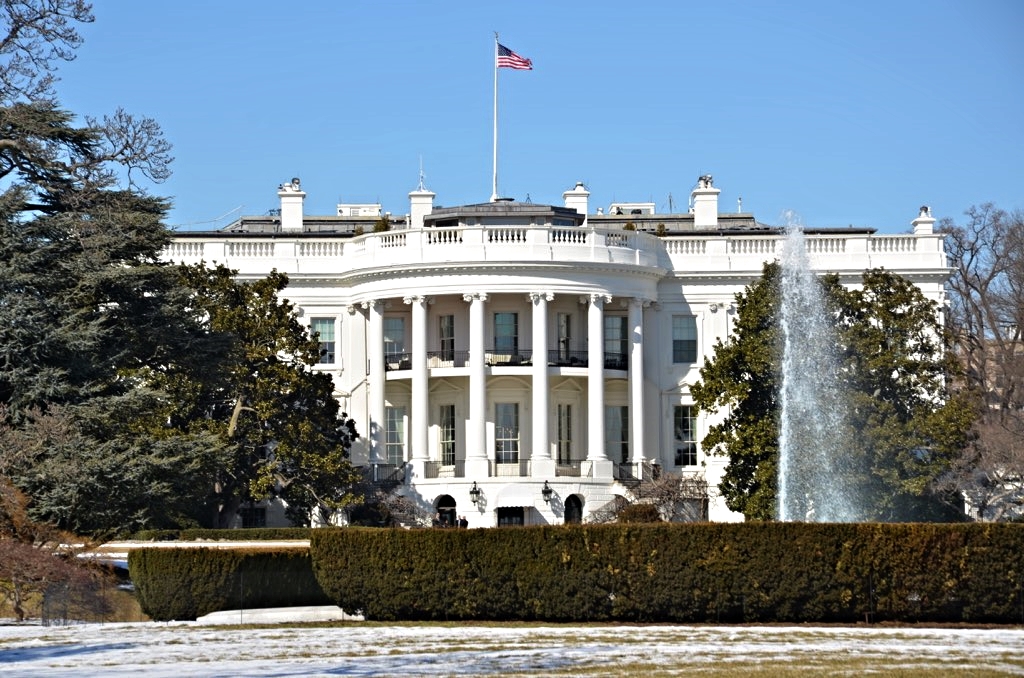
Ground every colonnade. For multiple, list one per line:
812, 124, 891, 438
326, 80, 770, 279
361, 292, 650, 479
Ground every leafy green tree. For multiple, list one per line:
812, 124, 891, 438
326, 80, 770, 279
155, 264, 362, 528
693, 262, 972, 521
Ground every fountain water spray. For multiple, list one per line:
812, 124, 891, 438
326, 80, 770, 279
777, 227, 859, 521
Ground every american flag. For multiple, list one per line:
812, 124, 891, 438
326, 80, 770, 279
497, 43, 532, 70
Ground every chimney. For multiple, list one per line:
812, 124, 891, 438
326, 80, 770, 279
408, 184, 435, 229
278, 177, 306, 232
563, 181, 590, 223
691, 174, 719, 229
912, 205, 935, 235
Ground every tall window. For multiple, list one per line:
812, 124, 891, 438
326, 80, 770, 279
557, 312, 572, 362
383, 317, 405, 358
494, 312, 518, 355
385, 406, 406, 465
672, 315, 698, 363
557, 403, 573, 464
605, 405, 629, 464
311, 317, 335, 364
674, 405, 698, 466
439, 404, 456, 466
604, 315, 627, 368
495, 403, 519, 463
439, 314, 455, 361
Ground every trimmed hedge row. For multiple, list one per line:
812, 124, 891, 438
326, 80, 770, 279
129, 547, 329, 621
310, 523, 1024, 623
132, 527, 315, 541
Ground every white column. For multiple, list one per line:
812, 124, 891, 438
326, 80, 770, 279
587, 294, 610, 471
530, 292, 555, 477
629, 299, 647, 466
364, 299, 386, 464
465, 293, 490, 478
406, 295, 429, 467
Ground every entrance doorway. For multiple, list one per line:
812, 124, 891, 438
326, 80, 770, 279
435, 495, 457, 527
496, 507, 524, 526
564, 495, 583, 524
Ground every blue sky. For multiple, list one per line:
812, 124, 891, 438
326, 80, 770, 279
55, 0, 1022, 233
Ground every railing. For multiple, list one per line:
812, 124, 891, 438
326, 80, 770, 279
424, 461, 466, 479
164, 230, 946, 281
555, 460, 587, 477
427, 350, 469, 368
485, 349, 532, 366
490, 460, 531, 477
384, 352, 412, 371
549, 349, 588, 367
362, 462, 407, 485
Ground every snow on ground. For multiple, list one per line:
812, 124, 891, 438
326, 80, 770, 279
1, 621, 1023, 676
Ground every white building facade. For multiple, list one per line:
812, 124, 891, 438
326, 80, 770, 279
165, 176, 948, 527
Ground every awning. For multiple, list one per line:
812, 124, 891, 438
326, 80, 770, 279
493, 484, 539, 508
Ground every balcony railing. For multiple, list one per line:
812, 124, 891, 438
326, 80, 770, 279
362, 462, 407, 485
556, 460, 592, 478
485, 349, 532, 366
427, 350, 469, 368
384, 352, 412, 371
490, 460, 531, 477
424, 461, 466, 479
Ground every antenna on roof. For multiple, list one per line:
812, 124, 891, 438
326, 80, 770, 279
418, 156, 426, 191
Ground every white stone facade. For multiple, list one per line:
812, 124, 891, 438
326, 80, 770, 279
165, 178, 950, 527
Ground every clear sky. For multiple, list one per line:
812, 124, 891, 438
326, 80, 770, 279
54, 0, 1022, 233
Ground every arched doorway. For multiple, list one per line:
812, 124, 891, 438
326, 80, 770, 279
564, 495, 583, 524
435, 495, 457, 527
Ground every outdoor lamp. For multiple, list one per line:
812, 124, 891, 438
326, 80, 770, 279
469, 481, 481, 505
541, 480, 553, 503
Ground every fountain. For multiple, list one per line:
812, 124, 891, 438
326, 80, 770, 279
776, 227, 859, 521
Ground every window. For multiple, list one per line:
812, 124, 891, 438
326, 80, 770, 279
672, 316, 698, 363
557, 312, 572, 362
439, 314, 455, 361
605, 405, 629, 464
557, 404, 572, 464
439, 404, 456, 466
604, 315, 627, 368
495, 403, 519, 463
674, 405, 698, 466
311, 317, 336, 364
385, 406, 406, 465
383, 317, 405, 358
494, 312, 518, 355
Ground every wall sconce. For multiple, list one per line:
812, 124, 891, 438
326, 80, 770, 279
469, 481, 482, 505
541, 480, 553, 503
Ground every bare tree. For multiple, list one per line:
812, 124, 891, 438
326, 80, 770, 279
940, 205, 1024, 520
0, 0, 93, 105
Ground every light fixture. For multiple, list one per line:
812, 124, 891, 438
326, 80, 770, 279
541, 480, 553, 503
469, 481, 481, 505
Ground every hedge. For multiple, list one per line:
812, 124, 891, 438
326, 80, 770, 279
309, 522, 1024, 623
132, 527, 315, 542
129, 547, 329, 621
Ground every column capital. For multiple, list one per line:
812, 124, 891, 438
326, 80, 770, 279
588, 293, 612, 306
629, 297, 655, 308
463, 292, 488, 303
361, 299, 383, 311
403, 295, 427, 305
528, 291, 554, 303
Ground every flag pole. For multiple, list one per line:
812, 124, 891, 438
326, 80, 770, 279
491, 32, 499, 202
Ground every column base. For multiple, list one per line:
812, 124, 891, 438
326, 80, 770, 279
531, 457, 556, 478
464, 457, 490, 480
590, 459, 614, 479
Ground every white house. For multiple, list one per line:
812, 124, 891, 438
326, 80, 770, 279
165, 175, 948, 527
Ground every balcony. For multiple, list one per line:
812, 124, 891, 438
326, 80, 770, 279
424, 461, 466, 479
164, 229, 948, 281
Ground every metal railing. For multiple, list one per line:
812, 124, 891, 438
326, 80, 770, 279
423, 461, 466, 479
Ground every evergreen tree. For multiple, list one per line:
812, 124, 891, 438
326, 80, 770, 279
693, 263, 972, 521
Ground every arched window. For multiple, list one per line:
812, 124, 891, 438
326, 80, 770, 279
564, 495, 583, 524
